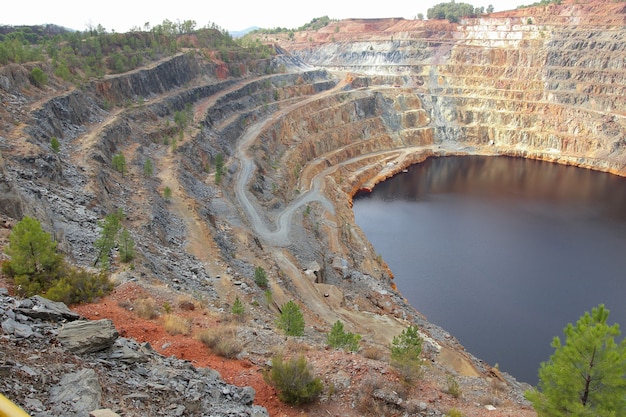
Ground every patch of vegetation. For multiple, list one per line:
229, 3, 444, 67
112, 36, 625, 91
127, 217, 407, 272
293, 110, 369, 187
143, 158, 154, 177
254, 266, 268, 288
249, 16, 333, 35
118, 228, 135, 263
517, 0, 562, 9
111, 152, 126, 175
2, 216, 112, 304
427, 2, 485, 22
446, 375, 462, 398
214, 153, 224, 185
326, 320, 361, 352
264, 354, 323, 405
0, 21, 274, 85
163, 186, 172, 201
525, 304, 626, 416
197, 326, 243, 358
29, 67, 47, 87
277, 300, 305, 336
133, 297, 159, 319
390, 325, 423, 383
447, 408, 464, 417
163, 314, 191, 335
93, 209, 125, 269
231, 296, 245, 318
50, 137, 60, 153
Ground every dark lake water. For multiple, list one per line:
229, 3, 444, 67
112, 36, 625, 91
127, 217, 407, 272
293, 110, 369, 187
352, 156, 626, 385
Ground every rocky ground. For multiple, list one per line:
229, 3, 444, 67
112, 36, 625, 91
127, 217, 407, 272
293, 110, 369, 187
2, 274, 536, 417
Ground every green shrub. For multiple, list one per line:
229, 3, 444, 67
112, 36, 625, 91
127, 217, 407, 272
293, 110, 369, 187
29, 67, 48, 87
44, 266, 113, 305
118, 228, 135, 262
163, 186, 172, 202
326, 320, 361, 352
93, 209, 123, 269
254, 266, 268, 288
264, 355, 323, 405
111, 152, 126, 175
232, 296, 245, 317
277, 300, 305, 336
446, 375, 462, 398
390, 325, 423, 383
143, 158, 154, 177
50, 137, 60, 153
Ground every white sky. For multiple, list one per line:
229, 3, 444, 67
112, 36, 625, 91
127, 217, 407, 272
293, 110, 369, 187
3, 0, 525, 33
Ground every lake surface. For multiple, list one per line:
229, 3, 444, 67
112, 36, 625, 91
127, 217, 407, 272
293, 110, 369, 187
352, 156, 626, 385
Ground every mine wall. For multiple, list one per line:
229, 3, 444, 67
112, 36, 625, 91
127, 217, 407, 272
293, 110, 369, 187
283, 10, 626, 176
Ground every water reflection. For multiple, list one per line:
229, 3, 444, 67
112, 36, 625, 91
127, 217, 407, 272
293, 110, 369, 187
353, 156, 626, 385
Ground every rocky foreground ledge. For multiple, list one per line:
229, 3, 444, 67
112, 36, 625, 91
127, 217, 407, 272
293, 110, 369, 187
0, 289, 267, 417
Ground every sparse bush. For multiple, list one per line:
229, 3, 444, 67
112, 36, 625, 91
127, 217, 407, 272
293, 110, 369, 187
134, 297, 158, 319
43, 266, 113, 305
326, 320, 361, 352
197, 326, 243, 358
93, 209, 123, 269
163, 186, 172, 202
118, 228, 135, 262
446, 375, 462, 398
264, 355, 323, 405
143, 158, 154, 177
29, 67, 48, 87
163, 314, 191, 335
214, 153, 224, 184
447, 408, 464, 417
112, 152, 126, 175
361, 346, 385, 360
390, 325, 423, 383
50, 137, 60, 153
232, 296, 245, 318
254, 266, 268, 288
277, 300, 305, 336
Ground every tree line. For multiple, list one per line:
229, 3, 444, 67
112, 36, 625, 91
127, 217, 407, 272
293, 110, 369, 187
0, 20, 273, 80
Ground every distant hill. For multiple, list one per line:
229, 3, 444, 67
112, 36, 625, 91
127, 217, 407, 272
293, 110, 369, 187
229, 26, 259, 38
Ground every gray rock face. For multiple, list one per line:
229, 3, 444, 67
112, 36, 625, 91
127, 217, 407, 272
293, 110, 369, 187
58, 319, 119, 354
50, 368, 102, 417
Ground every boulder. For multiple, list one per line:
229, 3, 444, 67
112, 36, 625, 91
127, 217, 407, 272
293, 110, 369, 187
58, 319, 119, 354
15, 295, 81, 322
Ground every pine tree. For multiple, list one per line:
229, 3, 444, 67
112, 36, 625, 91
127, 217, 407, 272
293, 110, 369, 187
3, 216, 62, 288
526, 304, 626, 417
326, 320, 361, 352
94, 210, 123, 268
118, 228, 135, 262
277, 300, 305, 336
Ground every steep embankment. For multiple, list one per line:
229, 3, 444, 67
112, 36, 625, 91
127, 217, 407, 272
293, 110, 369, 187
270, 0, 626, 177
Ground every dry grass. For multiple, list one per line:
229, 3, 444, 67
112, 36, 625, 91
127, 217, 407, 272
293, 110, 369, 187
361, 346, 386, 361
132, 297, 158, 319
356, 376, 406, 417
196, 326, 243, 358
163, 314, 191, 335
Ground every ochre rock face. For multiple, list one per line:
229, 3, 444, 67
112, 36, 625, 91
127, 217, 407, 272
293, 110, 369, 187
266, 0, 626, 176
